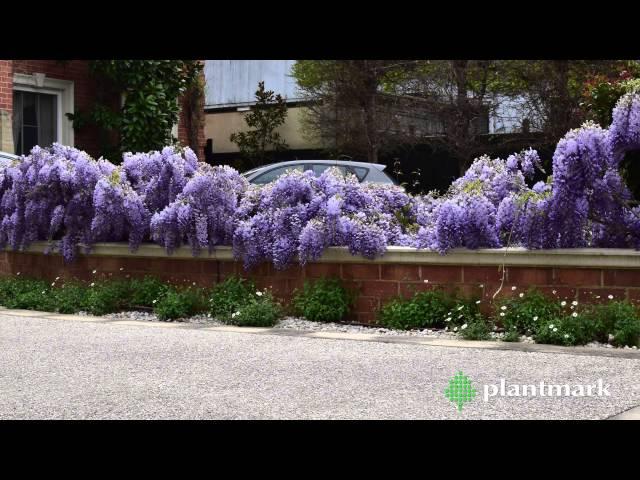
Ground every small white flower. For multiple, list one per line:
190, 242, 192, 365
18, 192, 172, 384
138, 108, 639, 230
560, 301, 567, 306
553, 327, 558, 332
608, 294, 614, 300
90, 282, 95, 287
552, 290, 557, 295
500, 306, 507, 310
256, 291, 263, 297
500, 312, 505, 317
444, 327, 449, 331
549, 324, 555, 329
461, 324, 468, 330
595, 295, 601, 299
572, 312, 578, 317
564, 334, 570, 339
479, 284, 484, 288
445, 317, 452, 322
475, 300, 481, 304
119, 267, 124, 271
572, 300, 578, 306
231, 312, 237, 318
41, 291, 46, 294
16, 272, 20, 276
511, 286, 517, 291
533, 316, 538, 321
51, 282, 55, 287
92, 270, 97, 274
152, 300, 157, 304
453, 327, 458, 332
424, 279, 429, 283
55, 276, 60, 281
519, 292, 524, 298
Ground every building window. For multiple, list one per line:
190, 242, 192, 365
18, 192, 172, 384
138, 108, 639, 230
12, 90, 58, 155
12, 73, 74, 155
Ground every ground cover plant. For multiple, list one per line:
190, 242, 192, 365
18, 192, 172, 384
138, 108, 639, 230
0, 273, 639, 347
291, 279, 353, 323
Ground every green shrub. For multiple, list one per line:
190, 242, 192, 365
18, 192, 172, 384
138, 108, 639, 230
85, 279, 133, 315
51, 281, 89, 314
502, 328, 521, 342
447, 297, 484, 328
499, 289, 563, 335
582, 301, 640, 347
292, 279, 353, 323
208, 276, 256, 321
378, 290, 453, 330
129, 277, 169, 308
154, 286, 207, 321
534, 318, 577, 346
0, 277, 54, 310
458, 315, 492, 340
226, 290, 282, 327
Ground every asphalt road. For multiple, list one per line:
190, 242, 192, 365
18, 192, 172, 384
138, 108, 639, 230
1, 315, 639, 419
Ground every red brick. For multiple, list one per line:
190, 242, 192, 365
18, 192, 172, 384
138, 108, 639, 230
420, 265, 463, 283
218, 262, 237, 276
554, 268, 602, 287
267, 263, 303, 279
381, 264, 420, 281
342, 264, 380, 280
304, 263, 341, 279
537, 286, 577, 300
356, 296, 380, 313
462, 266, 501, 283
507, 267, 553, 286
399, 282, 434, 298
577, 288, 626, 304
359, 281, 399, 299
603, 269, 640, 287
287, 278, 306, 293
356, 313, 377, 324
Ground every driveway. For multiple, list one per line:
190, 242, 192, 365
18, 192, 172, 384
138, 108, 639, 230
1, 313, 639, 419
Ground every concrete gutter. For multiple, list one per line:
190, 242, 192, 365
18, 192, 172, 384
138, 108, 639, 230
13, 242, 640, 268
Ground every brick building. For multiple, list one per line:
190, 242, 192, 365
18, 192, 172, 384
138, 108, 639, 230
0, 60, 205, 159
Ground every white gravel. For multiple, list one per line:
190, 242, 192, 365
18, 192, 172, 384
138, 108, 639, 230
1, 314, 638, 419
274, 317, 459, 338
78, 311, 638, 350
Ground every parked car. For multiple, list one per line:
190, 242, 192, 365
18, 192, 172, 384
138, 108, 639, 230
0, 151, 18, 161
242, 160, 398, 185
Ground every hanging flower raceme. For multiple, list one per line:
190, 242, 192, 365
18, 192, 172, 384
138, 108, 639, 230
0, 144, 108, 261
150, 165, 247, 256
122, 146, 199, 213
91, 168, 149, 253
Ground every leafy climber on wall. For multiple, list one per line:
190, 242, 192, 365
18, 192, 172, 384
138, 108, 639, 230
67, 60, 203, 161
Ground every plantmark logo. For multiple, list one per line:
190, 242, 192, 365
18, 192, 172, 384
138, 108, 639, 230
444, 371, 476, 411
443, 372, 612, 412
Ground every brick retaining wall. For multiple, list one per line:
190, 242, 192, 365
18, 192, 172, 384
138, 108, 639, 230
2, 244, 640, 324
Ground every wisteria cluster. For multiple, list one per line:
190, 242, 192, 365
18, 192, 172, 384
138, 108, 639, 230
3, 91, 640, 267
233, 169, 415, 269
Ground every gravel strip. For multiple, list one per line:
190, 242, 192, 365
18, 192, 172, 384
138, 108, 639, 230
77, 311, 639, 350
1, 314, 638, 419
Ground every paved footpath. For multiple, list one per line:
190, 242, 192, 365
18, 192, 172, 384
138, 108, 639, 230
1, 310, 639, 420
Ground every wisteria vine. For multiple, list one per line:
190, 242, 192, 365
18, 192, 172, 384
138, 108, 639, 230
2, 92, 640, 267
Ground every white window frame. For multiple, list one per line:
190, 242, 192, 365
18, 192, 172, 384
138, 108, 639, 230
13, 73, 74, 147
